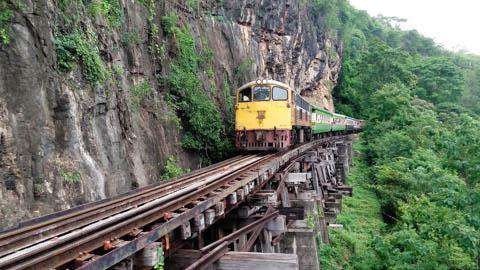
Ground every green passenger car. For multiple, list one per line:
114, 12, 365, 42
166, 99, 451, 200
312, 107, 333, 134
332, 113, 347, 131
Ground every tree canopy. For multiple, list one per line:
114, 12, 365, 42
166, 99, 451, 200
318, 1, 480, 269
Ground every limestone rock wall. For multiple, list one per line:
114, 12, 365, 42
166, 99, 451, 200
0, 0, 342, 228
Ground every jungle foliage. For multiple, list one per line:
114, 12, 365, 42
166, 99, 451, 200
319, 1, 480, 269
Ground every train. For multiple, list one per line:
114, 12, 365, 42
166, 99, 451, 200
235, 79, 363, 151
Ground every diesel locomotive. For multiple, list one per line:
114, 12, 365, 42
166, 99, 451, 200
235, 79, 363, 151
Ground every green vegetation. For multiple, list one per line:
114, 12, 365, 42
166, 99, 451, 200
0, 0, 26, 45
55, 30, 108, 85
223, 74, 234, 125
53, 0, 117, 86
0, 1, 13, 45
129, 81, 153, 111
88, 0, 123, 28
320, 1, 480, 269
160, 13, 234, 162
234, 58, 254, 78
122, 30, 143, 46
161, 156, 190, 180
61, 170, 81, 184
186, 0, 198, 11
459, 54, 480, 115
153, 245, 164, 270
320, 150, 385, 270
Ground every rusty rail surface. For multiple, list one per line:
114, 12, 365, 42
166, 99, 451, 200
0, 136, 344, 270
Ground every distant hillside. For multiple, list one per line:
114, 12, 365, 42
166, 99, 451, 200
319, 0, 480, 269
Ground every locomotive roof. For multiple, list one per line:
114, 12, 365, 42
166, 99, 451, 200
236, 79, 293, 91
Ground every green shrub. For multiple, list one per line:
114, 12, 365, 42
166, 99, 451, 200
223, 74, 234, 123
88, 0, 123, 28
61, 170, 81, 183
160, 12, 179, 36
0, 2, 14, 45
122, 30, 143, 46
55, 30, 108, 85
186, 0, 198, 10
325, 2, 480, 268
234, 58, 254, 77
129, 81, 152, 111
161, 156, 189, 180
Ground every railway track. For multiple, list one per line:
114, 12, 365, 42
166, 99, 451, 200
0, 155, 253, 256
0, 154, 266, 269
0, 138, 336, 270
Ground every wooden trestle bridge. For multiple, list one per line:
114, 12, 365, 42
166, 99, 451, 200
0, 135, 356, 270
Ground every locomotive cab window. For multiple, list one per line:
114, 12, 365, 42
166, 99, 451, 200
239, 87, 252, 102
253, 86, 271, 101
272, 87, 288, 101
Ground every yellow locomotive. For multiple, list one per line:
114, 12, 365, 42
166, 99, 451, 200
235, 79, 362, 151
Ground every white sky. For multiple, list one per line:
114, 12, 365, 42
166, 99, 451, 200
349, 0, 480, 55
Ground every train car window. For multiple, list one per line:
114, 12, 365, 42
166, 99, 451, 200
239, 87, 252, 102
295, 94, 301, 106
253, 86, 270, 101
272, 87, 288, 100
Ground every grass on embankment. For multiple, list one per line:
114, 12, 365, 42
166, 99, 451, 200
319, 142, 386, 270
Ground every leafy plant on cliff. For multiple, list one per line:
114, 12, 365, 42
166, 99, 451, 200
234, 58, 254, 78
161, 156, 189, 180
122, 29, 143, 46
129, 80, 153, 111
223, 74, 234, 125
61, 170, 81, 184
55, 30, 108, 85
160, 13, 233, 162
0, 0, 14, 45
88, 0, 123, 28
186, 0, 198, 12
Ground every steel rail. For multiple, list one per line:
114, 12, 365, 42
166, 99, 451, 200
0, 155, 255, 258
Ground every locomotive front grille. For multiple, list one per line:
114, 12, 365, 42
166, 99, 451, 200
236, 129, 291, 151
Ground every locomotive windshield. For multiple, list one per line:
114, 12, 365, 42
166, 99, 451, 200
239, 87, 252, 102
272, 87, 288, 101
253, 86, 270, 101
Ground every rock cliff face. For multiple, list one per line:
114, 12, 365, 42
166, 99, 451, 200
0, 0, 342, 228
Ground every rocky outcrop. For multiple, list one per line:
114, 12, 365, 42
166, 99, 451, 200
0, 0, 342, 228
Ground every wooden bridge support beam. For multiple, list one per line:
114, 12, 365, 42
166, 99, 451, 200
216, 252, 298, 270
282, 220, 320, 270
